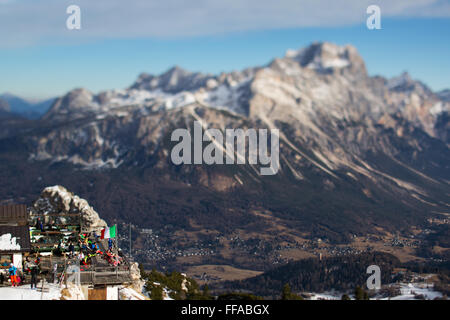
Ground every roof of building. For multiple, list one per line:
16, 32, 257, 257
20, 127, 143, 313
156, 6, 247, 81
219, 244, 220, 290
0, 204, 28, 226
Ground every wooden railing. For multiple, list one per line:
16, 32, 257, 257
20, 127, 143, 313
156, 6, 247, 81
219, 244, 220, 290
37, 255, 132, 286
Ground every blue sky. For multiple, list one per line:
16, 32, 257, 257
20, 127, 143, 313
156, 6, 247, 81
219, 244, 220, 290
0, 0, 449, 100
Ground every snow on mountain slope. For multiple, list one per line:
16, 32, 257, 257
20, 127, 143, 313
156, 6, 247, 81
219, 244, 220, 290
44, 64, 257, 121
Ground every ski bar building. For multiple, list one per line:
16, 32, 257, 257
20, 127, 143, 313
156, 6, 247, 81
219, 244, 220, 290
0, 205, 31, 270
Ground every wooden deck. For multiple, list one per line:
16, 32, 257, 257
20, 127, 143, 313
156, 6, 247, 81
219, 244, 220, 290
37, 250, 132, 286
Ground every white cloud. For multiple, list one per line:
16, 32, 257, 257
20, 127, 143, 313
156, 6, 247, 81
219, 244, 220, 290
0, 0, 449, 47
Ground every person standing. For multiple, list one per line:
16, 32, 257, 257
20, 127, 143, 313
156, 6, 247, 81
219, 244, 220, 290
8, 263, 17, 287
30, 262, 39, 290
68, 242, 75, 258
52, 263, 58, 283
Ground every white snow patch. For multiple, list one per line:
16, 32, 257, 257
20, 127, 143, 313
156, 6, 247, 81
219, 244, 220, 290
386, 283, 443, 300
0, 233, 21, 251
309, 292, 341, 300
430, 101, 448, 116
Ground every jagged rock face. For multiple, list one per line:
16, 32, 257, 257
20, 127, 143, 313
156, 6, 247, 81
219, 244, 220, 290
285, 42, 367, 77
130, 66, 215, 93
30, 185, 107, 232
248, 46, 448, 144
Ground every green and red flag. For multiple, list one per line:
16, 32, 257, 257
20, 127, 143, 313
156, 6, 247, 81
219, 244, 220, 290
100, 225, 116, 239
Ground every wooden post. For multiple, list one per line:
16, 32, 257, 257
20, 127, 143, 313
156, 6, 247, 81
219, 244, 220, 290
40, 278, 45, 300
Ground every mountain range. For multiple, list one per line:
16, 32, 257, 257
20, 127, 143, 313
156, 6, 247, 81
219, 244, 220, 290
0, 42, 448, 271
0, 93, 55, 119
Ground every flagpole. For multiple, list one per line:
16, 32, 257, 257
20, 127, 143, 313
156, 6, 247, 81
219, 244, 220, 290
129, 222, 131, 261
115, 224, 118, 273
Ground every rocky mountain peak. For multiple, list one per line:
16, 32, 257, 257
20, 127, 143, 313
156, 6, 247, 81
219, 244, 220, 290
387, 71, 434, 96
284, 42, 366, 75
64, 88, 93, 101
130, 65, 213, 94
43, 88, 95, 120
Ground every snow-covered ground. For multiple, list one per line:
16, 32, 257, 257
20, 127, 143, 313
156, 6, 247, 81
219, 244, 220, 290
0, 280, 443, 300
385, 283, 443, 300
0, 283, 147, 300
309, 293, 341, 300
119, 286, 148, 300
0, 283, 61, 300
309, 282, 444, 300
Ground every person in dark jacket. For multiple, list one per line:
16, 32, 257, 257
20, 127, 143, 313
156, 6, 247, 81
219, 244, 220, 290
68, 242, 75, 258
30, 263, 39, 289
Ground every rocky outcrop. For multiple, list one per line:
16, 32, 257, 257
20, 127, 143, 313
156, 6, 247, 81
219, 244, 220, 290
30, 185, 107, 232
129, 262, 146, 292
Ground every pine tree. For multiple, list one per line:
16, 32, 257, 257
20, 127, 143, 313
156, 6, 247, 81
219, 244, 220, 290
138, 263, 146, 278
281, 283, 303, 300
203, 284, 210, 297
150, 286, 164, 300
281, 283, 292, 300
354, 286, 369, 300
